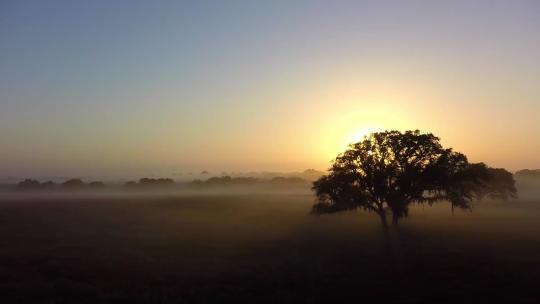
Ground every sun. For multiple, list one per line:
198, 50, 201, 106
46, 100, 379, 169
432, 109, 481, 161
343, 125, 382, 148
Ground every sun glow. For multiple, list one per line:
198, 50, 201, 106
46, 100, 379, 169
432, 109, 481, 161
347, 126, 382, 144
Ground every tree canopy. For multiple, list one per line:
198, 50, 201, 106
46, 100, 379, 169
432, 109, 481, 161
312, 130, 516, 226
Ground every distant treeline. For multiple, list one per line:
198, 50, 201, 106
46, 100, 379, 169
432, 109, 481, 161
190, 176, 308, 187
515, 169, 540, 179
11, 169, 540, 192
123, 178, 175, 189
12, 176, 310, 192
15, 178, 105, 191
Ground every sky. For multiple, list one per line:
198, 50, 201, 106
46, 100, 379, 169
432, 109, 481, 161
1, 0, 539, 179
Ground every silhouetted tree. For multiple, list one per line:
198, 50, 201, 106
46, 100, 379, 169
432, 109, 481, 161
138, 178, 174, 187
312, 130, 516, 227
16, 179, 41, 190
121, 178, 176, 190
16, 179, 59, 191
61, 178, 85, 189
206, 176, 233, 184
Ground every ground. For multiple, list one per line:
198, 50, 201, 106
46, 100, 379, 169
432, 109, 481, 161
1, 192, 540, 303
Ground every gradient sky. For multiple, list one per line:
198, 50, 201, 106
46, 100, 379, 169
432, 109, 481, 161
1, 0, 539, 178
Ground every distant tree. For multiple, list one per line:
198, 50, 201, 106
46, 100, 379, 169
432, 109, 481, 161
16, 179, 41, 190
271, 176, 307, 185
156, 178, 174, 185
88, 181, 106, 189
231, 177, 258, 184
202, 176, 261, 186
191, 179, 204, 186
41, 181, 56, 190
124, 181, 137, 188
301, 169, 325, 181
515, 169, 540, 179
61, 178, 85, 189
206, 176, 232, 184
137, 178, 174, 187
138, 178, 153, 185
312, 130, 516, 227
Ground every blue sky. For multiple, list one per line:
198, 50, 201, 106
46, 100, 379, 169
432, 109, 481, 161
1, 0, 539, 178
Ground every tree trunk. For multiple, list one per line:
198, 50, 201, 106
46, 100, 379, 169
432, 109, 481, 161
392, 213, 399, 226
379, 212, 389, 231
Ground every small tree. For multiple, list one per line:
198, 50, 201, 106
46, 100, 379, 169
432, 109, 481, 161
312, 130, 516, 227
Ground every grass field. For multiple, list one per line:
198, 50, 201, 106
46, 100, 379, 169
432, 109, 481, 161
1, 187, 540, 303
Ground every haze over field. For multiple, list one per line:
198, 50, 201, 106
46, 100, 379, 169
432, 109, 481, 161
1, 0, 540, 179
2, 1, 540, 303
1, 182, 540, 302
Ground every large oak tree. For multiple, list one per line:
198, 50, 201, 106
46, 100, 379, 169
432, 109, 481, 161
312, 130, 516, 226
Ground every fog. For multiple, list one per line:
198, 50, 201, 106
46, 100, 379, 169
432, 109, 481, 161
0, 177, 540, 302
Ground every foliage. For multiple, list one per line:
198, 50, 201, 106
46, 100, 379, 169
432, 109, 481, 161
312, 130, 516, 225
473, 167, 517, 201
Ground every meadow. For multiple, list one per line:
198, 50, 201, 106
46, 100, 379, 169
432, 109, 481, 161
1, 181, 540, 303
